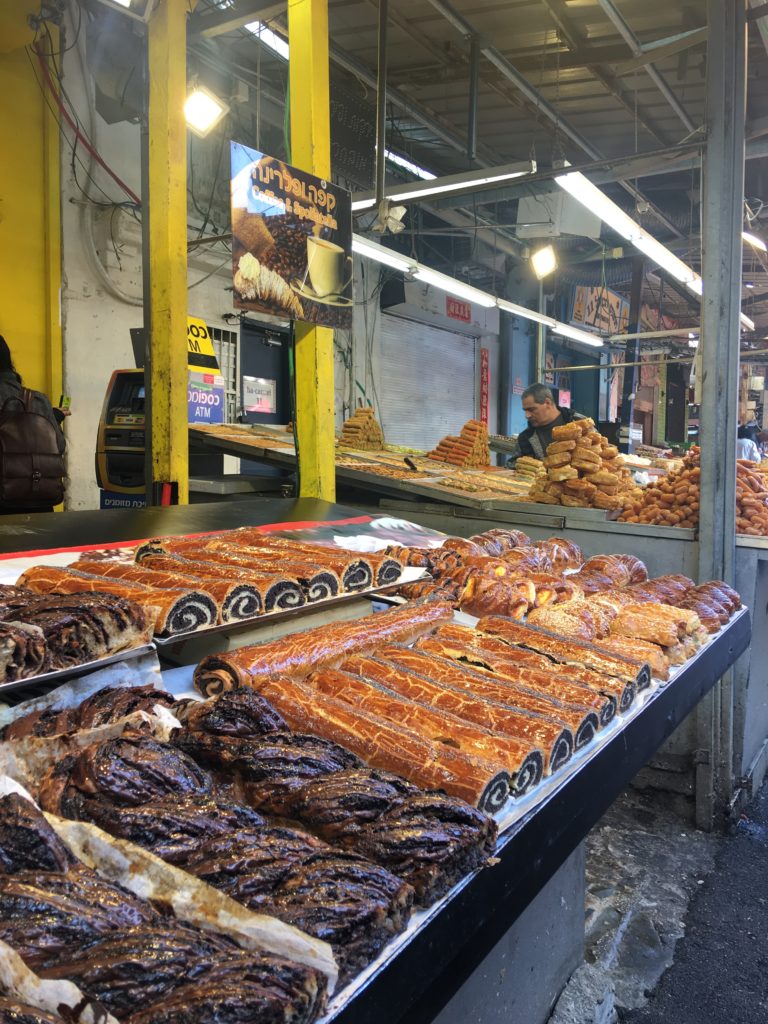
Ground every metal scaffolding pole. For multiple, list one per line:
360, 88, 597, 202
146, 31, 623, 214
695, 0, 747, 830
699, 2, 745, 588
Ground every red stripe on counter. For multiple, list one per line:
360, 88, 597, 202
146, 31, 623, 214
0, 515, 375, 560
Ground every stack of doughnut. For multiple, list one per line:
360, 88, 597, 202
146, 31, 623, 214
527, 418, 640, 511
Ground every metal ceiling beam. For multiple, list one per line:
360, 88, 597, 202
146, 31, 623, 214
324, 35, 501, 165
423, 0, 684, 239
595, 0, 697, 134
430, 142, 705, 208
388, 31, 708, 80
615, 27, 708, 76
540, 0, 670, 147
188, 0, 285, 39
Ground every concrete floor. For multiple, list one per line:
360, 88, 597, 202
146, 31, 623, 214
549, 783, 768, 1024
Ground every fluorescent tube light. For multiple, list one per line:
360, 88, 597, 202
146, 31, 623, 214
555, 168, 754, 332
351, 160, 536, 212
351, 237, 414, 273
385, 150, 435, 180
555, 170, 702, 292
552, 324, 604, 347
531, 244, 557, 279
352, 234, 604, 345
414, 268, 497, 308
496, 298, 556, 328
185, 86, 228, 137
743, 231, 767, 252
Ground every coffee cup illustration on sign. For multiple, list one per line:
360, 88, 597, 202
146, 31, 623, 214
306, 236, 352, 298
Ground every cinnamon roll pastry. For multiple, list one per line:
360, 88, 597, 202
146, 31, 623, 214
696, 580, 741, 614
535, 537, 584, 572
502, 546, 552, 573
476, 616, 648, 695
17, 564, 215, 637
360, 647, 600, 751
579, 556, 633, 587
508, 572, 583, 608
194, 600, 454, 695
440, 537, 487, 558
458, 576, 534, 620
468, 534, 506, 557
481, 528, 531, 550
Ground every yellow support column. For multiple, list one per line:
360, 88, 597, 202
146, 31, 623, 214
42, 40, 62, 407
147, 0, 189, 504
288, 0, 336, 501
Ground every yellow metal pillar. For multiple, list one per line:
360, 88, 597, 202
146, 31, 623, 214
288, 0, 336, 501
147, 0, 189, 504
42, 41, 62, 407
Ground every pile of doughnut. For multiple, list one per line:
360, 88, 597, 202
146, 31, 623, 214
527, 418, 641, 512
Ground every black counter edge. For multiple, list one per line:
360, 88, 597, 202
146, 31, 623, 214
328, 609, 752, 1024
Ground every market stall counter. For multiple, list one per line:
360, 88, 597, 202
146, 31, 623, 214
0, 500, 751, 1024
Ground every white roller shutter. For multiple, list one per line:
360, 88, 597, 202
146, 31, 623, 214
378, 313, 478, 450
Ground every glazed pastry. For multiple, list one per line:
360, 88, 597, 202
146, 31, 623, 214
193, 600, 454, 695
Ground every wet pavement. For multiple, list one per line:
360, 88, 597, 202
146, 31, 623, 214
549, 783, 768, 1023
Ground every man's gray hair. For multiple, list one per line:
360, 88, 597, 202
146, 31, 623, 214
521, 383, 555, 404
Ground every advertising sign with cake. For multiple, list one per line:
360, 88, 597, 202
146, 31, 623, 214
230, 141, 353, 329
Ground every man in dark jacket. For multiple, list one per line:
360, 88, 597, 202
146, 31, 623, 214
507, 383, 585, 463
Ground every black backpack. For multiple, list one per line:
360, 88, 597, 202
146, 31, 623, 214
0, 389, 65, 508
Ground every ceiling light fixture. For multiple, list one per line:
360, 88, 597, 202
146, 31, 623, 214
184, 85, 229, 137
352, 233, 604, 347
385, 150, 436, 181
351, 160, 536, 212
496, 297, 555, 328
351, 236, 413, 273
555, 167, 754, 331
530, 244, 557, 279
743, 231, 767, 252
552, 324, 605, 348
413, 268, 497, 308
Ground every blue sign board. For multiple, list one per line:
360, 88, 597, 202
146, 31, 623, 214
188, 371, 226, 424
99, 490, 147, 510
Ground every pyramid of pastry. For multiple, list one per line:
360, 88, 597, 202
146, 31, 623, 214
428, 420, 490, 468
513, 456, 544, 483
528, 418, 641, 510
340, 406, 386, 450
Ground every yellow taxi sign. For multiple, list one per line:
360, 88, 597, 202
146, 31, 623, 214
187, 317, 220, 372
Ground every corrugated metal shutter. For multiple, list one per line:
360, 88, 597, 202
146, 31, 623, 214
378, 314, 478, 450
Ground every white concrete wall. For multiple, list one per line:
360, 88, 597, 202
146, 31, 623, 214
60, 37, 242, 510
58, 29, 500, 507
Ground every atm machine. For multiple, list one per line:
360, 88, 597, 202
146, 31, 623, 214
95, 369, 146, 504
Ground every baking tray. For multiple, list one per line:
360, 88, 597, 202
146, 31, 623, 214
152, 569, 429, 647
0, 643, 157, 696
